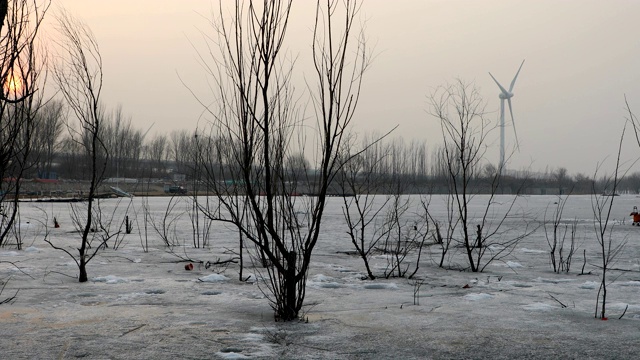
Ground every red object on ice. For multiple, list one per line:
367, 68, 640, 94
631, 206, 640, 225
462, 284, 470, 289
601, 317, 608, 321
185, 263, 194, 271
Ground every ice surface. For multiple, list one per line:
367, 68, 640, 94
1, 194, 640, 359
522, 302, 555, 311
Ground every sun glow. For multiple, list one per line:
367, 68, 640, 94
3, 71, 25, 99
5, 71, 24, 96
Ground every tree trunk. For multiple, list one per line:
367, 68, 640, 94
238, 230, 244, 281
0, 0, 7, 31
283, 251, 297, 320
363, 258, 376, 280
79, 256, 88, 282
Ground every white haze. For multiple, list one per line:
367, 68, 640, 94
52, 1, 640, 175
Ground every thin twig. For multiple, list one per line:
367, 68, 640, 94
619, 304, 629, 320
548, 293, 567, 308
0, 261, 35, 279
120, 324, 146, 337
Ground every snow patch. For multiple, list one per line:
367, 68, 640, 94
312, 274, 335, 282
580, 281, 599, 289
93, 275, 129, 284
249, 326, 275, 333
244, 292, 264, 299
242, 333, 264, 342
24, 246, 39, 253
0, 251, 20, 257
464, 293, 493, 301
520, 248, 545, 254
618, 281, 640, 287
308, 274, 344, 288
198, 273, 229, 282
117, 292, 144, 300
216, 352, 250, 359
334, 267, 356, 273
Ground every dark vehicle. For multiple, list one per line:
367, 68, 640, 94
166, 186, 187, 194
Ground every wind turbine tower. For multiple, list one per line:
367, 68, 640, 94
489, 60, 525, 172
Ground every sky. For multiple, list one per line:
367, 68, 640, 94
52, 0, 640, 175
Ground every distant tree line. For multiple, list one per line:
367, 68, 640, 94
14, 101, 640, 195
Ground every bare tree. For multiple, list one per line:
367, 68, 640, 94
427, 80, 533, 272
102, 106, 145, 179
57, 134, 86, 179
144, 133, 168, 178
591, 155, 626, 320
30, 100, 65, 178
553, 167, 570, 195
544, 193, 579, 273
194, 0, 369, 321
0, 0, 50, 247
197, 132, 252, 280
380, 193, 428, 279
591, 100, 638, 320
339, 135, 427, 280
339, 138, 392, 280
49, 10, 106, 282
169, 129, 194, 176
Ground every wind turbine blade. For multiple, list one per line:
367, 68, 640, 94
509, 59, 525, 92
489, 72, 509, 95
507, 98, 520, 151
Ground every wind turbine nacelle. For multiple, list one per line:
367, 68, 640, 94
498, 92, 513, 100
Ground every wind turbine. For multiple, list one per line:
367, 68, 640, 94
489, 60, 524, 171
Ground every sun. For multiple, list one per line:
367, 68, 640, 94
5, 71, 24, 95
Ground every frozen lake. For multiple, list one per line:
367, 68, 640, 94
1, 194, 640, 359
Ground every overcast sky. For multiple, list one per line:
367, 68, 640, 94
55, 1, 640, 175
